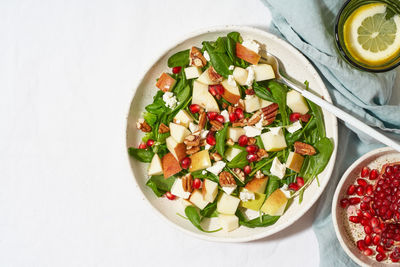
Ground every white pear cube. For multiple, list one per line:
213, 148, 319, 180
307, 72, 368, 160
227, 127, 245, 142
169, 122, 191, 143
217, 193, 240, 215
225, 147, 242, 162
189, 150, 212, 172
261, 189, 288, 216
253, 64, 276, 81
197, 67, 219, 85
259, 98, 273, 108
166, 136, 186, 161
174, 110, 193, 128
189, 189, 209, 209
261, 128, 287, 151
203, 179, 218, 202
244, 95, 261, 113
286, 90, 309, 115
192, 80, 220, 112
171, 178, 191, 199
184, 66, 202, 79
218, 214, 239, 232
232, 67, 248, 86
148, 154, 163, 176
221, 79, 241, 104
180, 198, 193, 208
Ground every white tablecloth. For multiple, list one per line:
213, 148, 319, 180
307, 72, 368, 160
1, 0, 399, 266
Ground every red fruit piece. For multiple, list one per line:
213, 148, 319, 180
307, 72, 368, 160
238, 135, 249, 147
289, 112, 301, 122
208, 84, 224, 96
138, 143, 147, 149
357, 240, 367, 251
207, 112, 218, 120
357, 178, 368, 187
165, 191, 176, 200
172, 66, 182, 74
215, 115, 225, 124
372, 234, 381, 245
229, 112, 238, 122
376, 253, 386, 262
289, 183, 300, 191
246, 154, 258, 163
347, 184, 356, 195
206, 132, 216, 146
356, 186, 364, 196
146, 139, 155, 147
340, 198, 349, 208
349, 197, 361, 205
193, 178, 202, 189
364, 235, 372, 246
349, 216, 360, 223
361, 166, 370, 178
235, 108, 244, 120
363, 248, 373, 256
189, 104, 200, 114
366, 184, 373, 196
243, 165, 251, 175
369, 169, 379, 180
296, 177, 305, 187
180, 157, 191, 169
246, 145, 259, 154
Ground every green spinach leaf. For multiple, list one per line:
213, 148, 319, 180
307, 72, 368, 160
265, 176, 281, 198
185, 206, 221, 233
200, 202, 218, 218
268, 81, 288, 125
145, 175, 176, 197
202, 41, 233, 78
254, 82, 275, 102
227, 151, 248, 169
128, 148, 154, 163
236, 209, 280, 228
167, 50, 190, 67
216, 123, 228, 156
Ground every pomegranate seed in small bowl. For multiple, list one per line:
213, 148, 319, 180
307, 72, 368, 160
361, 166, 370, 177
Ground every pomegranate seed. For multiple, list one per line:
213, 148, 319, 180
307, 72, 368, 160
349, 197, 361, 205
215, 115, 225, 124
356, 186, 364, 196
206, 133, 216, 146
235, 108, 244, 120
347, 184, 356, 195
366, 185, 373, 195
165, 191, 176, 200
370, 169, 379, 180
146, 139, 155, 147
364, 235, 372, 245
193, 178, 202, 189
207, 112, 218, 120
340, 198, 349, 208
296, 177, 305, 187
180, 157, 191, 169
363, 248, 373, 256
360, 202, 369, 210
361, 166, 370, 178
361, 218, 370, 226
238, 135, 249, 147
365, 225, 372, 235
363, 211, 372, 219
246, 154, 258, 162
229, 112, 238, 122
215, 85, 224, 95
376, 245, 386, 254
208, 85, 218, 96
138, 143, 147, 149
172, 66, 182, 74
189, 104, 201, 114
357, 178, 368, 187
376, 253, 386, 262
245, 89, 255, 95
357, 240, 367, 251
208, 84, 224, 96
386, 166, 394, 176
289, 112, 301, 122
373, 235, 381, 245
246, 145, 259, 154
243, 165, 251, 175
289, 183, 300, 191
349, 216, 360, 223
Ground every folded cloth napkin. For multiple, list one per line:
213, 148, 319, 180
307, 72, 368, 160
260, 0, 400, 266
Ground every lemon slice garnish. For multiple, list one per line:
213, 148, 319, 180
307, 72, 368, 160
343, 3, 400, 65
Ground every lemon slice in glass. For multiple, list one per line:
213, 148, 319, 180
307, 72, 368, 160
343, 3, 400, 65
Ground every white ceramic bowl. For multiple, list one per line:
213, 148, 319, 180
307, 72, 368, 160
332, 147, 400, 266
126, 26, 338, 242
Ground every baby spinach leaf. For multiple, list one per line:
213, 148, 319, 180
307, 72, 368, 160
304, 81, 325, 139
202, 41, 233, 78
236, 209, 280, 228
255, 136, 265, 149
185, 206, 222, 233
128, 148, 154, 163
227, 32, 242, 43
306, 137, 334, 178
167, 49, 190, 67
143, 112, 158, 125
268, 81, 288, 125
265, 176, 281, 198
285, 117, 316, 146
216, 123, 228, 156
227, 151, 248, 169
254, 82, 275, 102
145, 175, 176, 197
200, 202, 218, 218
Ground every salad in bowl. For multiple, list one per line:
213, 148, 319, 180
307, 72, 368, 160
128, 31, 334, 233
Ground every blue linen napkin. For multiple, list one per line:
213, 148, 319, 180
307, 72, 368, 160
260, 0, 400, 265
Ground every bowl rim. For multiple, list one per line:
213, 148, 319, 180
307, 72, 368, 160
332, 146, 394, 266
125, 25, 338, 242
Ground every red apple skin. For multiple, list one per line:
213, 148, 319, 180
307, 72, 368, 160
156, 73, 176, 92
236, 43, 261, 65
162, 153, 182, 178
221, 88, 241, 105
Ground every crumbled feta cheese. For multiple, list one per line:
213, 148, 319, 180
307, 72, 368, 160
269, 127, 282, 135
244, 126, 262, 137
280, 184, 292, 198
205, 144, 212, 150
242, 208, 260, 220
201, 130, 209, 139
189, 122, 199, 133
228, 65, 235, 70
254, 114, 264, 129
242, 40, 260, 54
286, 121, 302, 134
222, 186, 237, 195
239, 189, 255, 202
245, 66, 255, 86
270, 157, 286, 179
221, 110, 230, 122
201, 170, 207, 175
206, 161, 226, 176
203, 50, 210, 61
175, 119, 181, 124
228, 75, 236, 86
162, 92, 178, 109
171, 178, 191, 199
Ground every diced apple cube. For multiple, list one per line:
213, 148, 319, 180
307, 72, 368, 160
197, 67, 219, 85
180, 198, 193, 208
171, 178, 191, 199
245, 177, 268, 194
240, 190, 266, 211
227, 127, 245, 142
286, 151, 304, 173
202, 179, 218, 202
217, 193, 240, 215
192, 80, 220, 112
189, 189, 209, 209
161, 153, 182, 178
259, 98, 273, 108
156, 72, 176, 92
286, 90, 309, 115
261, 189, 288, 216
169, 122, 191, 143
236, 43, 261, 65
189, 150, 212, 172
232, 67, 248, 86
174, 109, 193, 128
148, 154, 163, 176
253, 64, 275, 81
221, 79, 241, 105
270, 157, 286, 179
184, 66, 202, 79
244, 95, 261, 113
218, 214, 239, 232
166, 136, 187, 161
225, 147, 242, 162
261, 128, 287, 151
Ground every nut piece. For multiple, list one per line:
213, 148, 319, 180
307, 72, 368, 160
256, 148, 268, 160
208, 66, 223, 83
222, 102, 229, 109
190, 47, 207, 67
233, 168, 245, 182
219, 171, 236, 187
232, 118, 248, 127
247, 110, 262, 126
186, 146, 201, 155
245, 89, 255, 95
199, 138, 207, 147
247, 137, 256, 145
262, 103, 279, 126
255, 170, 265, 179
226, 138, 235, 146
210, 152, 223, 161
182, 174, 193, 193
198, 111, 207, 130
158, 123, 170, 133
237, 99, 245, 110
184, 134, 201, 146
294, 141, 317, 156
210, 120, 224, 131
136, 118, 152, 132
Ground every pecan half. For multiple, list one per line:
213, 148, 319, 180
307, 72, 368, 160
247, 110, 262, 126
222, 102, 229, 109
262, 103, 279, 126
184, 134, 200, 146
219, 171, 236, 187
228, 105, 235, 114
190, 47, 207, 67
256, 148, 268, 160
300, 114, 311, 123
210, 152, 222, 161
208, 66, 223, 83
294, 141, 316, 156
237, 99, 245, 110
182, 174, 193, 193
226, 138, 235, 146
158, 123, 169, 133
245, 89, 255, 95
247, 137, 256, 145
232, 118, 248, 127
136, 119, 152, 132
255, 170, 265, 179
210, 120, 224, 131
198, 111, 207, 130
199, 138, 207, 147
233, 168, 245, 182
186, 146, 200, 155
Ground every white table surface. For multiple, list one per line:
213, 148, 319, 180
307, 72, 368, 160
1, 0, 399, 266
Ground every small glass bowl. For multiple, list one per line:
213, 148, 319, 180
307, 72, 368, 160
334, 0, 400, 72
